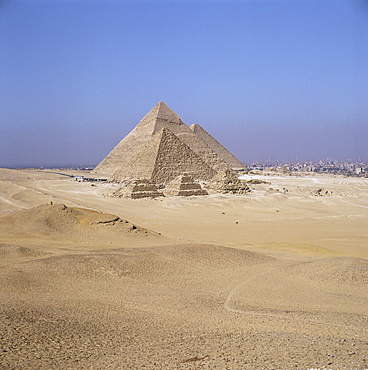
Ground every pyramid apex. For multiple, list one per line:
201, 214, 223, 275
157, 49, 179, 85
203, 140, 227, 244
155, 101, 181, 122
140, 101, 182, 125
154, 101, 165, 109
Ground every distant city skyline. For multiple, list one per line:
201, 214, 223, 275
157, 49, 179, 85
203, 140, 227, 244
1, 0, 367, 167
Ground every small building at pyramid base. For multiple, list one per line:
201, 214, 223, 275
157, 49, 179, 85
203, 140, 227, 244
206, 170, 251, 195
111, 179, 163, 199
163, 174, 208, 197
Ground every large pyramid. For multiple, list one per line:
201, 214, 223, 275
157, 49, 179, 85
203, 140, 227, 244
111, 128, 217, 184
94, 102, 230, 174
189, 123, 246, 171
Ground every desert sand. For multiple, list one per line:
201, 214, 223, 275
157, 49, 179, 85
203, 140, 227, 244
0, 168, 367, 369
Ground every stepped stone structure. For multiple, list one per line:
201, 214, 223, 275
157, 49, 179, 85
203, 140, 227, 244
206, 169, 250, 195
111, 179, 163, 199
189, 123, 246, 171
111, 128, 217, 185
94, 102, 230, 174
163, 174, 208, 197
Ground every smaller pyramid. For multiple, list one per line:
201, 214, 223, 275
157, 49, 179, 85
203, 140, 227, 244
206, 170, 250, 195
111, 179, 163, 199
189, 123, 246, 171
163, 174, 208, 197
111, 128, 217, 184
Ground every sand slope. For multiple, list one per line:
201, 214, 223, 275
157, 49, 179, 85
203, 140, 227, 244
1, 241, 367, 369
0, 169, 367, 369
0, 203, 174, 253
0, 203, 154, 236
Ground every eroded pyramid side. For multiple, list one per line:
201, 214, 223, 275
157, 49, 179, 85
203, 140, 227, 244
111, 126, 163, 181
190, 123, 246, 171
111, 128, 217, 184
94, 102, 182, 174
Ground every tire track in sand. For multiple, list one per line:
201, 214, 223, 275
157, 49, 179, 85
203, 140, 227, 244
223, 264, 285, 318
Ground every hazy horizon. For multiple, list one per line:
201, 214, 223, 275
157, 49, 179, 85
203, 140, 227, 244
1, 0, 367, 167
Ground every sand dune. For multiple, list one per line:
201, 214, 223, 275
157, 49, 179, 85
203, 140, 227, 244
285, 256, 368, 285
0, 244, 48, 258
0, 203, 173, 253
0, 168, 367, 369
10, 243, 273, 285
0, 203, 154, 236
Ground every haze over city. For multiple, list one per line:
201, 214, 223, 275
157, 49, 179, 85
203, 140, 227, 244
1, 0, 367, 167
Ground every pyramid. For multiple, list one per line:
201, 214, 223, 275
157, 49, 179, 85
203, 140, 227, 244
189, 123, 246, 171
111, 128, 217, 184
94, 102, 229, 174
163, 174, 208, 197
111, 179, 163, 199
206, 169, 250, 195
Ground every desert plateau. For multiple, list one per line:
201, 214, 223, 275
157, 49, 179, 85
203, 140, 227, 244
0, 167, 367, 369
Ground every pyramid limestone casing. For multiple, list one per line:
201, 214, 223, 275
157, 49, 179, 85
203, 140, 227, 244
94, 102, 229, 174
163, 174, 208, 197
111, 128, 217, 184
189, 123, 246, 171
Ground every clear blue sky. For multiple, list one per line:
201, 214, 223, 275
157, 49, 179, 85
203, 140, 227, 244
1, 0, 367, 167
